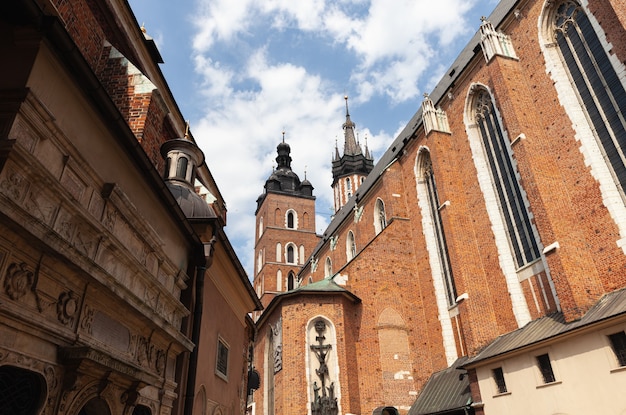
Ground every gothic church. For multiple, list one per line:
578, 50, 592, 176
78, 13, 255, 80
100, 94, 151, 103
251, 0, 626, 414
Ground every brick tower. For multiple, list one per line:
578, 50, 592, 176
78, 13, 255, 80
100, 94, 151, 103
332, 96, 374, 212
253, 135, 321, 310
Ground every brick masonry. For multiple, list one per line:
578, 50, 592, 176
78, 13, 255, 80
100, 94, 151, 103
252, 1, 626, 414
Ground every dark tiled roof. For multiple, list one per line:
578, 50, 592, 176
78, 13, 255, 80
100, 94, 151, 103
408, 357, 472, 415
464, 287, 626, 367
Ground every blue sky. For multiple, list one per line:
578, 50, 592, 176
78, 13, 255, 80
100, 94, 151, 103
128, 0, 499, 277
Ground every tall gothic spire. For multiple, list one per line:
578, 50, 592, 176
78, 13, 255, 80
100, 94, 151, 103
342, 96, 362, 156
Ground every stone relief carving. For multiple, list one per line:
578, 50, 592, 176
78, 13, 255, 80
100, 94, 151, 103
0, 167, 27, 202
130, 334, 167, 376
4, 261, 34, 300
80, 304, 94, 334
24, 188, 58, 225
270, 317, 283, 373
57, 291, 80, 325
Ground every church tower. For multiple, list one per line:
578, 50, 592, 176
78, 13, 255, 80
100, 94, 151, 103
254, 135, 321, 310
332, 96, 374, 212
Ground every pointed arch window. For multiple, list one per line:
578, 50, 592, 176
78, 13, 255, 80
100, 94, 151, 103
325, 257, 332, 277
374, 198, 387, 235
552, 1, 626, 193
287, 245, 295, 264
287, 272, 295, 291
287, 211, 295, 228
346, 231, 356, 261
474, 89, 540, 268
422, 153, 457, 305
346, 177, 352, 198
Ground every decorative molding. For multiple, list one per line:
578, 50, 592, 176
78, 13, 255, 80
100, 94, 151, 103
479, 17, 518, 62
422, 93, 451, 135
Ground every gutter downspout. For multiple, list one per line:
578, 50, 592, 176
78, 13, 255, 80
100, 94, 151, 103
184, 234, 217, 415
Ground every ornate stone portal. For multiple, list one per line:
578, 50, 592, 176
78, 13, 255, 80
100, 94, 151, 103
310, 319, 338, 415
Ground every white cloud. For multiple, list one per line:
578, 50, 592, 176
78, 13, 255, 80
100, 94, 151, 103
187, 0, 484, 275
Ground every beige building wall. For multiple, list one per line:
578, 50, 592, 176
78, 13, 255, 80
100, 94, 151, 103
475, 321, 626, 414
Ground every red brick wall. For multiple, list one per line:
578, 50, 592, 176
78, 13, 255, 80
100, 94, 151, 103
50, 0, 170, 174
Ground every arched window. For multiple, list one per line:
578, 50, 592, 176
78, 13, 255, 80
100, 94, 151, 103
276, 270, 282, 291
287, 272, 295, 290
176, 156, 188, 180
286, 209, 297, 229
550, 1, 626, 193
473, 88, 540, 268
276, 243, 282, 262
299, 245, 305, 265
421, 151, 457, 306
346, 231, 356, 261
287, 245, 295, 264
324, 257, 332, 277
346, 177, 352, 198
374, 198, 387, 235
258, 217, 264, 239
0, 366, 46, 415
257, 251, 263, 274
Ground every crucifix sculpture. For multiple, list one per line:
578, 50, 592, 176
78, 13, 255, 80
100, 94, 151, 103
310, 319, 338, 415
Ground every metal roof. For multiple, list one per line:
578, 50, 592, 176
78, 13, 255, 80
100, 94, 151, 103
408, 357, 472, 415
464, 287, 626, 367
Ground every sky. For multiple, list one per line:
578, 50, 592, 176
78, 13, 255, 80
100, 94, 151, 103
128, 0, 499, 278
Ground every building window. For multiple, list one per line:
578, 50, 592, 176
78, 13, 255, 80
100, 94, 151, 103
374, 198, 387, 235
536, 353, 556, 383
164, 157, 172, 179
552, 1, 626, 195
422, 152, 457, 306
216, 338, 229, 380
608, 331, 626, 367
287, 211, 295, 228
346, 177, 352, 198
346, 231, 356, 261
287, 245, 295, 264
325, 257, 332, 277
492, 367, 507, 394
474, 89, 540, 268
258, 217, 264, 239
287, 272, 295, 290
176, 156, 188, 180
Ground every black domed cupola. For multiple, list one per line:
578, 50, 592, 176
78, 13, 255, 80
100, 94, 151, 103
256, 132, 315, 212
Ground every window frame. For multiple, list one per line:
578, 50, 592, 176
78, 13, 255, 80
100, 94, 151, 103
492, 366, 508, 395
536, 353, 556, 384
374, 198, 387, 235
215, 336, 230, 381
608, 330, 626, 367
346, 231, 356, 261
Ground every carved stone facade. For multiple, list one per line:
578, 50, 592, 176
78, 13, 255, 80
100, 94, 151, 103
0, 1, 209, 414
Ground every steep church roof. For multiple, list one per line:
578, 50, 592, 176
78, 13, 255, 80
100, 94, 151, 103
256, 135, 315, 211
